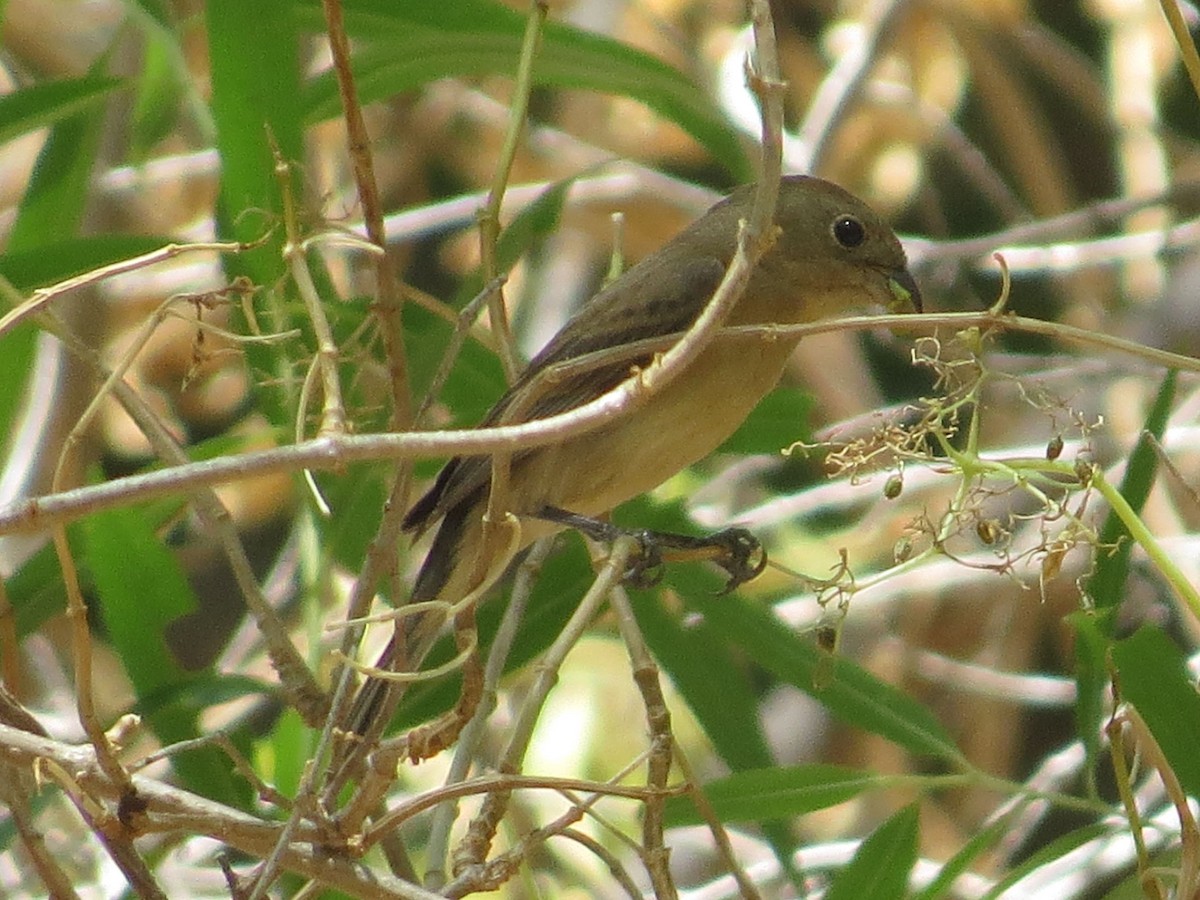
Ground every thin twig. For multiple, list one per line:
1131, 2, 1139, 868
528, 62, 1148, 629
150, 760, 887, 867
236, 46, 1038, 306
1160, 0, 1200, 106
5, 305, 1196, 538
451, 536, 636, 873
0, 723, 443, 899
423, 537, 557, 887
607, 584, 681, 900
478, 0, 548, 383
0, 239, 261, 340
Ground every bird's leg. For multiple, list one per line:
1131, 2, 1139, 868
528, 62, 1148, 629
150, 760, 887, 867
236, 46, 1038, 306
536, 506, 767, 593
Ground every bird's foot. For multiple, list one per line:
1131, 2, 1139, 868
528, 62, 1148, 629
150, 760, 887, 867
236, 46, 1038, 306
537, 507, 767, 593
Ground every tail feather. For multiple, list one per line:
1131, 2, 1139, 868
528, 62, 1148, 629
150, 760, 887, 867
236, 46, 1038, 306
342, 496, 475, 739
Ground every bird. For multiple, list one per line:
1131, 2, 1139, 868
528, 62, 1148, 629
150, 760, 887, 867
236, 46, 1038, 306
345, 174, 921, 739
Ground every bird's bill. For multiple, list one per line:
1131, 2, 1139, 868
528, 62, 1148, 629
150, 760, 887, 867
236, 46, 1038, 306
887, 270, 922, 314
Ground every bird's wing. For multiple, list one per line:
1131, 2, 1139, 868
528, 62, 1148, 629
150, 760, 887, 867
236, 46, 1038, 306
402, 254, 727, 534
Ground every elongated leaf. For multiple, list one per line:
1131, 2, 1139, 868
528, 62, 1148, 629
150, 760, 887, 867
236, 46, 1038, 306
206, 0, 304, 421
635, 592, 773, 778
911, 804, 1021, 900
83, 507, 243, 805
295, 0, 749, 178
1, 65, 118, 517
0, 76, 121, 147
1075, 369, 1177, 790
825, 804, 919, 900
665, 764, 879, 826
697, 592, 963, 764
0, 235, 171, 291
619, 497, 799, 886
495, 176, 577, 275
1112, 626, 1200, 800
1088, 369, 1177, 614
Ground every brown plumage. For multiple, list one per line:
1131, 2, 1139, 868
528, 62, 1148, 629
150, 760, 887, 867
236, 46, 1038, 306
348, 175, 921, 736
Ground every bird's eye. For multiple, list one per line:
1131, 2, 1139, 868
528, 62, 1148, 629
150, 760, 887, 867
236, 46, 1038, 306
832, 215, 866, 249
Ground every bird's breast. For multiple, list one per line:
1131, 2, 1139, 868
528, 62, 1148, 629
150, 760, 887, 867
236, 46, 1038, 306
512, 335, 800, 518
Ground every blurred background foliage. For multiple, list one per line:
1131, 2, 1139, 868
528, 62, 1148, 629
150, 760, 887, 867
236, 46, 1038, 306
1, 0, 1200, 897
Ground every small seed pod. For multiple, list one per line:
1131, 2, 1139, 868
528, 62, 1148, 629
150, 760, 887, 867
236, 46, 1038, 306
884, 473, 903, 500
976, 519, 1001, 545
1046, 434, 1064, 460
894, 535, 913, 563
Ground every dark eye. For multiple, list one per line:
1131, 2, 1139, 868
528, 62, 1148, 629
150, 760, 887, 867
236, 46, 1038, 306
832, 215, 865, 249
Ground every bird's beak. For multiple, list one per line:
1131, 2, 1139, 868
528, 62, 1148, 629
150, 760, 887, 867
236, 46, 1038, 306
886, 268, 922, 314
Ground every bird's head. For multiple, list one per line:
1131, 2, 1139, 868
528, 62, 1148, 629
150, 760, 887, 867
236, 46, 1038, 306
736, 175, 922, 325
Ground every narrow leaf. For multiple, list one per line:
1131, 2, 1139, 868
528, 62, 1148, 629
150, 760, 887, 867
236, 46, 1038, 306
665, 764, 879, 826
825, 804, 919, 900
1076, 369, 1176, 789
83, 507, 242, 804
295, 0, 749, 178
1088, 369, 1177, 614
698, 593, 963, 764
0, 76, 121, 147
1112, 626, 1200, 800
980, 822, 1112, 900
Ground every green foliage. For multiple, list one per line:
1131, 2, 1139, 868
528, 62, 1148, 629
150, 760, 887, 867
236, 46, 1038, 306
664, 764, 880, 825
1112, 627, 1200, 801
2, 2, 1199, 898
294, 0, 751, 180
83, 506, 249, 806
825, 805, 919, 900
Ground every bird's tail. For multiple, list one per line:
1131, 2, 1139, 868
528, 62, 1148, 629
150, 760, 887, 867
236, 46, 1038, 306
340, 500, 474, 741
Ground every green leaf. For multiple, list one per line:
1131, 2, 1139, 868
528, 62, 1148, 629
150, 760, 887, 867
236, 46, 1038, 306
260, 707, 315, 797
83, 506, 243, 804
1112, 626, 1200, 800
617, 495, 959, 761
911, 804, 1021, 900
825, 804, 919, 900
1088, 369, 1177, 614
6, 533, 76, 638
1068, 608, 1108, 796
322, 462, 388, 572
129, 31, 182, 159
1076, 369, 1176, 790
295, 0, 750, 179
207, 0, 304, 420
403, 302, 507, 429
460, 174, 579, 360
634, 591, 773, 776
0, 76, 121, 148
665, 764, 878, 826
496, 177, 576, 275
612, 499, 799, 885
84, 507, 193, 698
5, 492, 187, 640
1, 63, 118, 518
695, 592, 963, 765
0, 235, 171, 291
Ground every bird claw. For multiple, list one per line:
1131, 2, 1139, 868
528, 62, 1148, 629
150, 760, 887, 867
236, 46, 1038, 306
709, 527, 769, 594
624, 531, 666, 588
534, 506, 767, 592
616, 526, 767, 593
